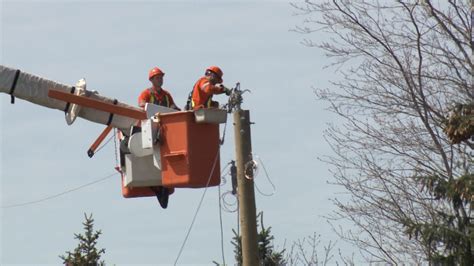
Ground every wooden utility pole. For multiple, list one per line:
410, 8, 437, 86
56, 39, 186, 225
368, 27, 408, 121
233, 109, 259, 266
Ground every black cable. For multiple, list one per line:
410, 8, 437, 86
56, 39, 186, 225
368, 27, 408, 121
106, 99, 118, 125
63, 86, 76, 113
9, 69, 21, 104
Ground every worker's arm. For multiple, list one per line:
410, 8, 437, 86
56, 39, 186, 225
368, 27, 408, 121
138, 90, 150, 109
200, 80, 225, 94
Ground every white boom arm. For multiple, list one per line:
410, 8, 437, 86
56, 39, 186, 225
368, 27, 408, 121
0, 65, 140, 133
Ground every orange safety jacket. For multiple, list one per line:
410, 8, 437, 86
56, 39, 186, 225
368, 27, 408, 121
138, 87, 176, 109
191, 76, 225, 109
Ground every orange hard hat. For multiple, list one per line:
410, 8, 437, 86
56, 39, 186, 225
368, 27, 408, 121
206, 66, 223, 81
149, 67, 165, 80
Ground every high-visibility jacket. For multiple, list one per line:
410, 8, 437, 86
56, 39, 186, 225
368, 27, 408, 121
138, 87, 176, 109
191, 76, 225, 109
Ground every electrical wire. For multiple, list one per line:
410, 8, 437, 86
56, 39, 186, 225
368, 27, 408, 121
1, 172, 117, 209
219, 164, 238, 213
252, 154, 277, 197
174, 147, 221, 266
218, 183, 226, 266
219, 163, 232, 187
94, 132, 115, 155
174, 118, 229, 265
220, 173, 228, 186
221, 191, 238, 213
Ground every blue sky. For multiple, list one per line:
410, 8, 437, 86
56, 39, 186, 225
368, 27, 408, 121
1, 1, 347, 265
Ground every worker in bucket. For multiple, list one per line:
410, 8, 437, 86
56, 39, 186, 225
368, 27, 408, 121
136, 66, 177, 208
138, 66, 180, 110
186, 65, 231, 110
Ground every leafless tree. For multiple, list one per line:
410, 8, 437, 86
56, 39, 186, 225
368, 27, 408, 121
292, 0, 472, 264
284, 233, 344, 266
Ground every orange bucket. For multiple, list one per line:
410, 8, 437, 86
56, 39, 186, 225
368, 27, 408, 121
159, 111, 221, 188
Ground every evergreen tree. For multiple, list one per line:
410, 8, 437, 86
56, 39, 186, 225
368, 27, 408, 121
231, 212, 285, 266
60, 213, 106, 266
405, 102, 473, 264
405, 173, 474, 264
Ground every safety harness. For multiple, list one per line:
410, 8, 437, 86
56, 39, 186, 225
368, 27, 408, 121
185, 80, 213, 110
149, 88, 170, 107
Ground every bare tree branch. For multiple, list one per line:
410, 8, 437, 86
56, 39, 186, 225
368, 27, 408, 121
293, 0, 472, 263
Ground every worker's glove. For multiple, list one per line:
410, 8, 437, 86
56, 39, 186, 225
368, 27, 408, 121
218, 84, 231, 96
216, 84, 230, 95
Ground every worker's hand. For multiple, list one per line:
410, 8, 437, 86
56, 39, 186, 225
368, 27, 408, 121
217, 84, 231, 95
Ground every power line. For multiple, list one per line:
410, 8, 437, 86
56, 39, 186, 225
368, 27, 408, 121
94, 132, 115, 155
174, 148, 221, 265
221, 190, 239, 213
253, 154, 277, 197
218, 183, 226, 266
174, 119, 230, 265
2, 172, 117, 209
